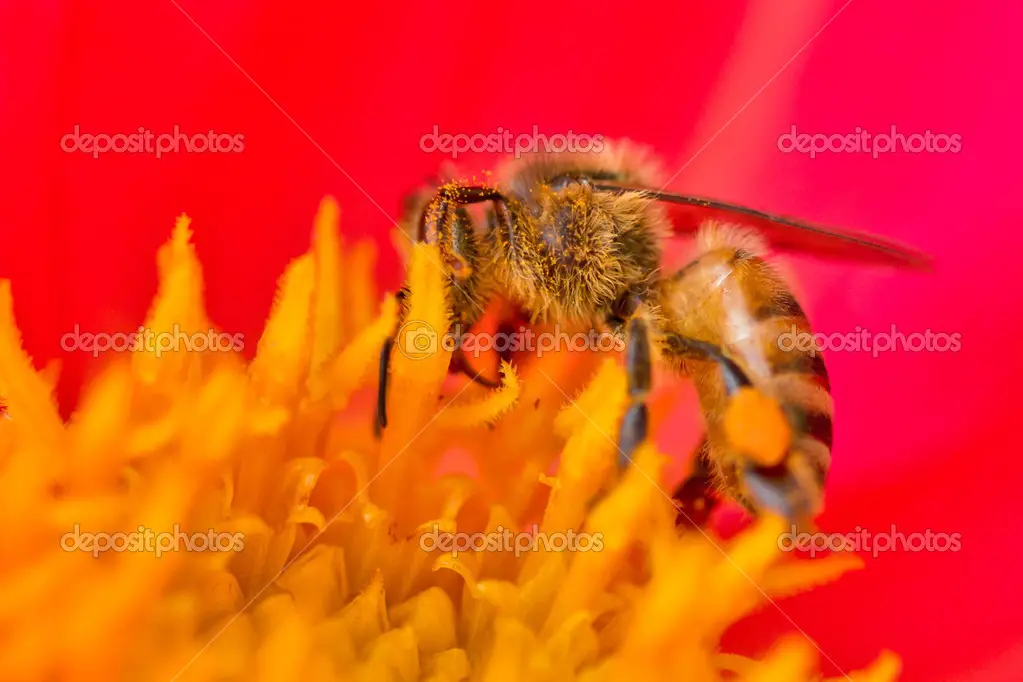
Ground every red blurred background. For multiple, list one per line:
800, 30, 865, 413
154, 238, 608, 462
1, 1, 1020, 679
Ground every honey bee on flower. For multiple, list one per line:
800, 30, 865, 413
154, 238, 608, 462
378, 140, 930, 531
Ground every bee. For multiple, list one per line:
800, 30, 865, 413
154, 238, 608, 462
377, 140, 930, 528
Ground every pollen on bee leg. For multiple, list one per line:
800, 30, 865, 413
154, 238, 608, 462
723, 387, 790, 467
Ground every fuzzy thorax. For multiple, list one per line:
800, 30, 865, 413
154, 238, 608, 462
490, 185, 666, 323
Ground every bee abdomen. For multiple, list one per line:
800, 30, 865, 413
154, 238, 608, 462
737, 254, 834, 472
749, 274, 831, 393
771, 372, 834, 483
794, 405, 834, 450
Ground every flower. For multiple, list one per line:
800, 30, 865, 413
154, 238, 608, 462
0, 201, 899, 681
3, 3, 1020, 679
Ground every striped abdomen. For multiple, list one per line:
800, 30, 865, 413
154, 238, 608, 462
658, 223, 832, 509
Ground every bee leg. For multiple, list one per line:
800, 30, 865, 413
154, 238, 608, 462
617, 314, 653, 468
373, 336, 394, 439
449, 346, 502, 388
377, 328, 499, 438
672, 439, 721, 528
417, 185, 507, 243
449, 305, 527, 388
496, 319, 520, 368
662, 332, 821, 523
662, 332, 752, 392
418, 188, 502, 383
374, 288, 409, 439
440, 303, 501, 390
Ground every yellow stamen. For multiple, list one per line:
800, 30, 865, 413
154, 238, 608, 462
0, 200, 900, 682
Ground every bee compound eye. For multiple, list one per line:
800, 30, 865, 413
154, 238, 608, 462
548, 175, 591, 192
